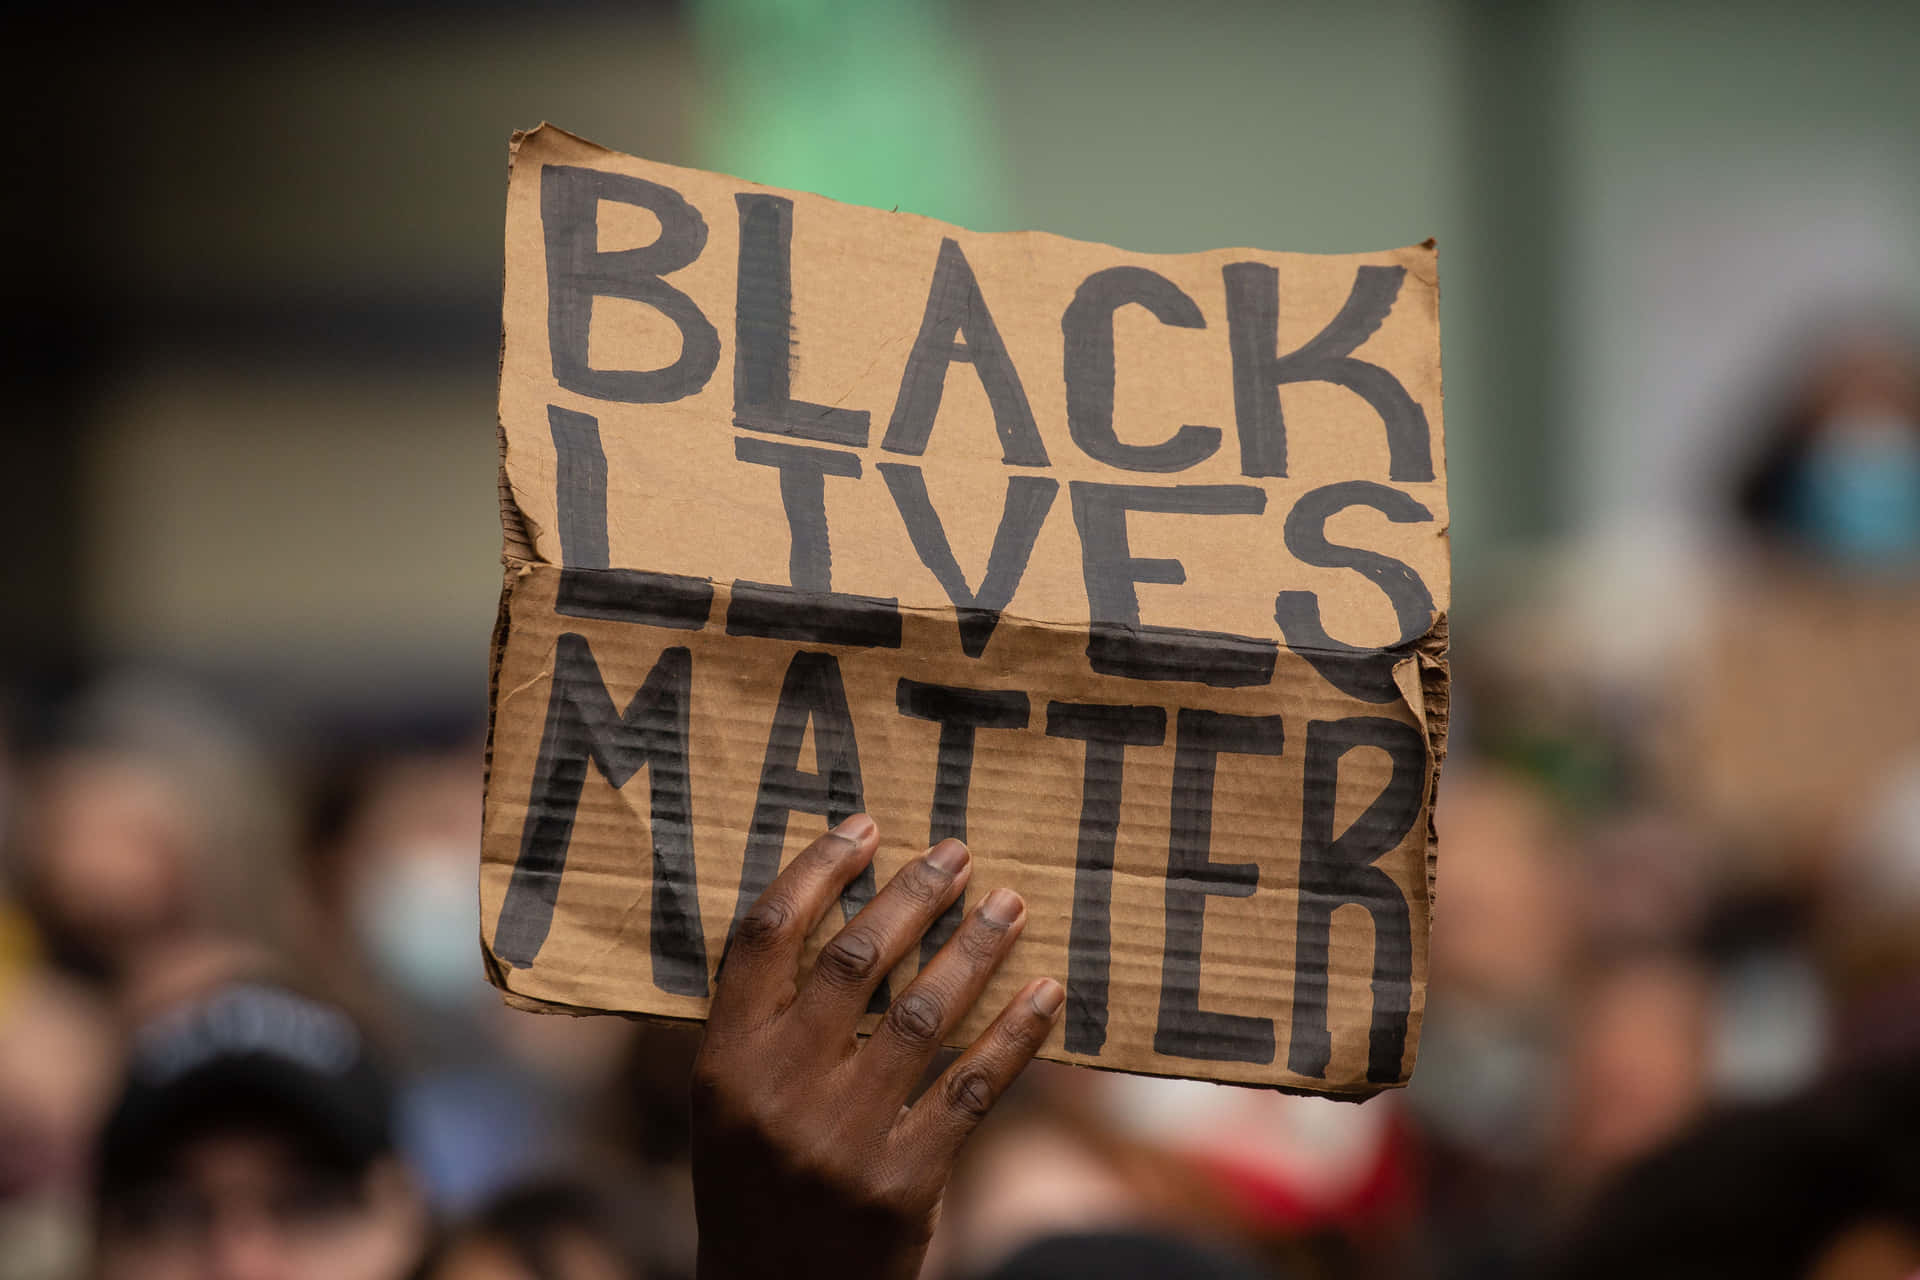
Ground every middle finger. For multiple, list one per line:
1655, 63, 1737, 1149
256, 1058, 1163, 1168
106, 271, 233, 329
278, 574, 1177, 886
854, 886, 1027, 1114
788, 838, 972, 1040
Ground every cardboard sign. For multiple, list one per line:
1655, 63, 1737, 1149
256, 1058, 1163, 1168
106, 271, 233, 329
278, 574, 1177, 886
481, 125, 1449, 1095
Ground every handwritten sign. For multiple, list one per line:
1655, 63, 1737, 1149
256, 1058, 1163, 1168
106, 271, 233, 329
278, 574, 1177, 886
481, 125, 1449, 1094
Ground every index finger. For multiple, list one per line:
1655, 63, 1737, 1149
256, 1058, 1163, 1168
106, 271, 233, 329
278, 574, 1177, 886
708, 814, 880, 1029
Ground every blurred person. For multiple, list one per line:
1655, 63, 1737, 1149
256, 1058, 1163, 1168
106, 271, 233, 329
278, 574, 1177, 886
1733, 319, 1920, 571
1412, 766, 1575, 1157
8, 677, 294, 1005
934, 1086, 1174, 1276
300, 745, 630, 1214
1099, 1076, 1414, 1279
1695, 321, 1920, 1104
592, 1025, 701, 1277
968, 1233, 1273, 1280
0, 920, 120, 1280
1818, 754, 1920, 1070
93, 981, 428, 1280
1704, 939, 1829, 1104
1676, 319, 1920, 867
931, 1069, 1289, 1277
301, 748, 491, 1022
1555, 950, 1713, 1194
1448, 557, 1659, 823
1577, 811, 1718, 956
1550, 1054, 1920, 1280
1424, 769, 1577, 1009
1402, 766, 1579, 1279
416, 1177, 660, 1280
19, 748, 204, 985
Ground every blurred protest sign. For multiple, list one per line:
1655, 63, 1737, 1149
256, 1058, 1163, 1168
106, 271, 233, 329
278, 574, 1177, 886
480, 126, 1448, 1094
1676, 571, 1920, 868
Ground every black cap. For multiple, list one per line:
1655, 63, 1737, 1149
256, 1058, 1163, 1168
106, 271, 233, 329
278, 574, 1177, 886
96, 982, 396, 1199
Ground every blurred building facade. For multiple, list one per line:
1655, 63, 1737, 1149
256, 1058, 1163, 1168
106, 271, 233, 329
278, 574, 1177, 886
7, 0, 1912, 717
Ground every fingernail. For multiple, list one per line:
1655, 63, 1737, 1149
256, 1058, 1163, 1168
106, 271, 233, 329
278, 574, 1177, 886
980, 887, 1022, 926
1031, 979, 1065, 1018
925, 838, 969, 876
833, 813, 875, 842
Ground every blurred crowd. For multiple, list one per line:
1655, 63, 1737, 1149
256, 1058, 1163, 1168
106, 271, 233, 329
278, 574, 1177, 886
1, 319, 1918, 1280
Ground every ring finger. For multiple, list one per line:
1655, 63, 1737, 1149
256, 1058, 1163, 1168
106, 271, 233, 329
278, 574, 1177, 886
854, 887, 1027, 1114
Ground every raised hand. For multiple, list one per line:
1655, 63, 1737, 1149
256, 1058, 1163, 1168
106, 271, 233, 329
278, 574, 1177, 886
690, 814, 1063, 1280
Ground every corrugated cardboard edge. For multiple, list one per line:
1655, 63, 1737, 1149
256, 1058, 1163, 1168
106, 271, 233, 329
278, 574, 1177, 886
1395, 613, 1450, 922
481, 128, 545, 990
486, 982, 1398, 1101
1407, 248, 1448, 931
507, 122, 1445, 285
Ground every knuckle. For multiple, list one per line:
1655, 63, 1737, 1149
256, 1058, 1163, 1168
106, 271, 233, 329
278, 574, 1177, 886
868, 1168, 931, 1221
882, 989, 945, 1045
733, 895, 796, 950
811, 830, 861, 862
956, 915, 1008, 962
899, 858, 953, 903
943, 1067, 997, 1120
815, 929, 882, 986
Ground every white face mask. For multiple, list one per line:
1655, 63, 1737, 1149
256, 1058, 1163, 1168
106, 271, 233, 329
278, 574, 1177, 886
352, 840, 489, 1010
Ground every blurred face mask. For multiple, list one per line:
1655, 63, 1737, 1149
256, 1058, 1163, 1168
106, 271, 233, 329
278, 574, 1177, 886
352, 841, 488, 1011
1790, 414, 1920, 567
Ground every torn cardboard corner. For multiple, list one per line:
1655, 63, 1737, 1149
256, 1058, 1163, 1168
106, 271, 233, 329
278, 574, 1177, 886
481, 124, 1450, 1096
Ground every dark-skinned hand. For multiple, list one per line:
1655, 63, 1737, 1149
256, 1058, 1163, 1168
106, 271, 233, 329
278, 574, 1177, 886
690, 813, 1064, 1280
